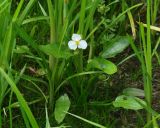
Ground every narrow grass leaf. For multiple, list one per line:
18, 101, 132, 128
55, 71, 102, 93
45, 104, 51, 128
12, 0, 24, 21
22, 16, 49, 25
66, 112, 106, 128
38, 1, 48, 16
0, 68, 39, 128
18, 0, 36, 24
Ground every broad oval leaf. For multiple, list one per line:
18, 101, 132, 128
54, 94, 71, 124
113, 95, 146, 110
87, 57, 117, 74
101, 36, 131, 58
123, 88, 145, 97
39, 43, 72, 59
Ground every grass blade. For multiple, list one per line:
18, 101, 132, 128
66, 112, 106, 128
0, 68, 39, 128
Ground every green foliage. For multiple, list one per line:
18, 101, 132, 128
113, 95, 146, 110
0, 0, 159, 127
39, 44, 72, 59
14, 45, 30, 54
66, 112, 106, 128
0, 68, 39, 128
123, 88, 145, 97
88, 57, 117, 74
54, 94, 71, 124
101, 36, 131, 58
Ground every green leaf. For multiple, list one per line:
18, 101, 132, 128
14, 45, 30, 54
54, 94, 71, 124
0, 68, 39, 128
39, 43, 72, 59
123, 88, 145, 97
88, 57, 117, 74
66, 112, 106, 128
113, 95, 146, 110
35, 68, 46, 76
45, 104, 51, 128
101, 36, 131, 58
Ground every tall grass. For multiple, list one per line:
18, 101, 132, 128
0, 0, 160, 127
146, 0, 152, 122
130, 0, 160, 126
0, 0, 39, 127
45, 0, 102, 109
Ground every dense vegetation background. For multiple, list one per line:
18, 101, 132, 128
0, 0, 160, 127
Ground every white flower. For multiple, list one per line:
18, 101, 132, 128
68, 34, 87, 50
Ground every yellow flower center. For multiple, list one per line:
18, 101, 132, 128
76, 41, 80, 45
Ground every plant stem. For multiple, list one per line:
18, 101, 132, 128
0, 104, 2, 128
63, 0, 68, 23
88, 18, 94, 60
146, 0, 152, 123
47, 0, 56, 69
47, 0, 56, 109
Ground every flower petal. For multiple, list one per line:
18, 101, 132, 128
78, 40, 87, 49
72, 34, 81, 41
68, 41, 77, 50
